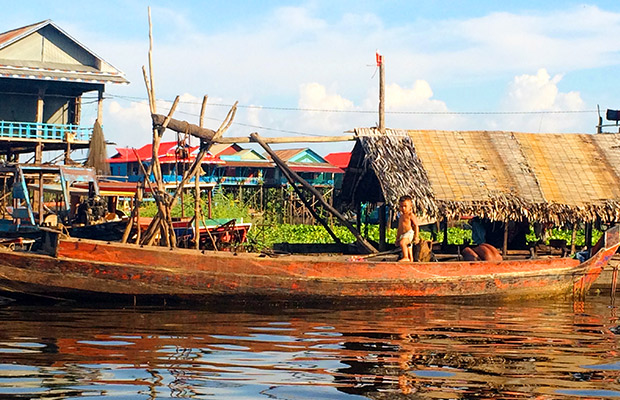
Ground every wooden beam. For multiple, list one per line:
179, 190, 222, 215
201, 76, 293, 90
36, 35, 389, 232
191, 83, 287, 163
254, 135, 342, 245
251, 132, 377, 254
151, 114, 216, 141
214, 134, 356, 144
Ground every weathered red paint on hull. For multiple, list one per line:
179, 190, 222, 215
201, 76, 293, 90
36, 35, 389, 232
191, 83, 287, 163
0, 227, 617, 302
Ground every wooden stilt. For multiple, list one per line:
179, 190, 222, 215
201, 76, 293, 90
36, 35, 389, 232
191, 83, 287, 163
586, 222, 593, 252
379, 204, 387, 251
442, 218, 448, 252
503, 221, 509, 257
121, 193, 138, 244
135, 186, 142, 244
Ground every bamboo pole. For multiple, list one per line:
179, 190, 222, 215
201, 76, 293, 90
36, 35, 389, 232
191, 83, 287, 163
121, 192, 138, 244
194, 95, 208, 251
251, 132, 377, 254
194, 170, 201, 249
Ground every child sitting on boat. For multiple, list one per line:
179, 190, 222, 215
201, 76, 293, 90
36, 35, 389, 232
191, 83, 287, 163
397, 195, 420, 262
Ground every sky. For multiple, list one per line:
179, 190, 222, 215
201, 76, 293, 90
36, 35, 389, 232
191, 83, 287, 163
3, 1, 620, 156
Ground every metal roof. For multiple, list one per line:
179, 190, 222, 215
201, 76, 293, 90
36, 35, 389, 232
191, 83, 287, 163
0, 20, 128, 85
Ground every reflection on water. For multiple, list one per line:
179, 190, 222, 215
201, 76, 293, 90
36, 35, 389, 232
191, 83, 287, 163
0, 297, 619, 399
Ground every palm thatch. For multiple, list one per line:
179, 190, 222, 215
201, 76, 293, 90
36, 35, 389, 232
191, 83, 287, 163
341, 128, 620, 224
85, 119, 110, 175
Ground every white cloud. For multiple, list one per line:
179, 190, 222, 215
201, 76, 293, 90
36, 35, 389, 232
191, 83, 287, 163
491, 68, 587, 132
297, 82, 356, 132
93, 4, 620, 151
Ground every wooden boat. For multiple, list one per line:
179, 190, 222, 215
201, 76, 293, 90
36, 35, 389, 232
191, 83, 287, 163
0, 225, 617, 304
0, 164, 128, 241
137, 216, 252, 249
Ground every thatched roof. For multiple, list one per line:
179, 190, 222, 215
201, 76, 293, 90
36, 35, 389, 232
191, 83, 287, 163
341, 128, 620, 224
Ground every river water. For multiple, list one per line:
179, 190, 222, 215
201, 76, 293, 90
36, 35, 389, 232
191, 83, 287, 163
0, 295, 619, 399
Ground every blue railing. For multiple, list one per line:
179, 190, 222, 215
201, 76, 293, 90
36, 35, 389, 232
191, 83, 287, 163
124, 174, 332, 187
0, 121, 92, 142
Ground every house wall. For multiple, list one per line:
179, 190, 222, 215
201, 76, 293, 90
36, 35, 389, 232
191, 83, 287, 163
110, 163, 128, 177
0, 92, 73, 124
0, 93, 36, 122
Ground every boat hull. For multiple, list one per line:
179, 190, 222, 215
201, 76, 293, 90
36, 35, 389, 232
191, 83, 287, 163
0, 230, 617, 303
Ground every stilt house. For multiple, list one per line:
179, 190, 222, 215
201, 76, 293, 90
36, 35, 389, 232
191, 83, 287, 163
0, 20, 128, 163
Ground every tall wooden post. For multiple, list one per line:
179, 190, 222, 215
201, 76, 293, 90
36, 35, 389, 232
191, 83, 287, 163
207, 188, 212, 219
194, 171, 201, 250
378, 53, 385, 133
97, 89, 104, 123
442, 217, 448, 252
379, 204, 387, 251
35, 88, 45, 163
356, 202, 362, 234
38, 171, 44, 225
585, 222, 593, 252
502, 221, 509, 256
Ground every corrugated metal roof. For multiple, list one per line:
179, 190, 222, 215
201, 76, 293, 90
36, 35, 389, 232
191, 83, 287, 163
269, 148, 305, 162
0, 20, 46, 48
324, 152, 351, 169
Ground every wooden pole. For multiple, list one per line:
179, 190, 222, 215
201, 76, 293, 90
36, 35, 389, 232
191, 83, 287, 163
135, 185, 142, 244
503, 221, 509, 257
378, 204, 387, 251
442, 217, 448, 252
252, 132, 377, 253
570, 225, 577, 254
586, 222, 593, 253
151, 114, 216, 142
193, 95, 208, 251
38, 171, 44, 225
195, 170, 201, 250
356, 202, 362, 234
207, 188, 212, 219
262, 147, 342, 244
379, 55, 385, 133
97, 89, 104, 124
35, 88, 44, 164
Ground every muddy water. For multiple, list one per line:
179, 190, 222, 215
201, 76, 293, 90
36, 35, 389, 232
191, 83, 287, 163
0, 296, 619, 399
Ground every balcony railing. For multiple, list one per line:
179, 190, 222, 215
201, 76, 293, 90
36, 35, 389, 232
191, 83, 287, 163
0, 121, 92, 142
122, 175, 334, 187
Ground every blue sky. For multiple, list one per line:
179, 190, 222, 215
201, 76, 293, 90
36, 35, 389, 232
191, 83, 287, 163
3, 1, 620, 155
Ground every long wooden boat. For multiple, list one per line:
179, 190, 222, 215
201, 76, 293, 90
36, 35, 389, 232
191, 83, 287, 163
0, 226, 618, 304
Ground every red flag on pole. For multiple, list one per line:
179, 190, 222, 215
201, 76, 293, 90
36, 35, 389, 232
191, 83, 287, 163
376, 51, 383, 67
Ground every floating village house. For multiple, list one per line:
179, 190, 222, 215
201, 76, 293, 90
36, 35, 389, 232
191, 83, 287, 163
266, 148, 343, 187
0, 20, 128, 163
108, 143, 344, 189
341, 128, 620, 251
